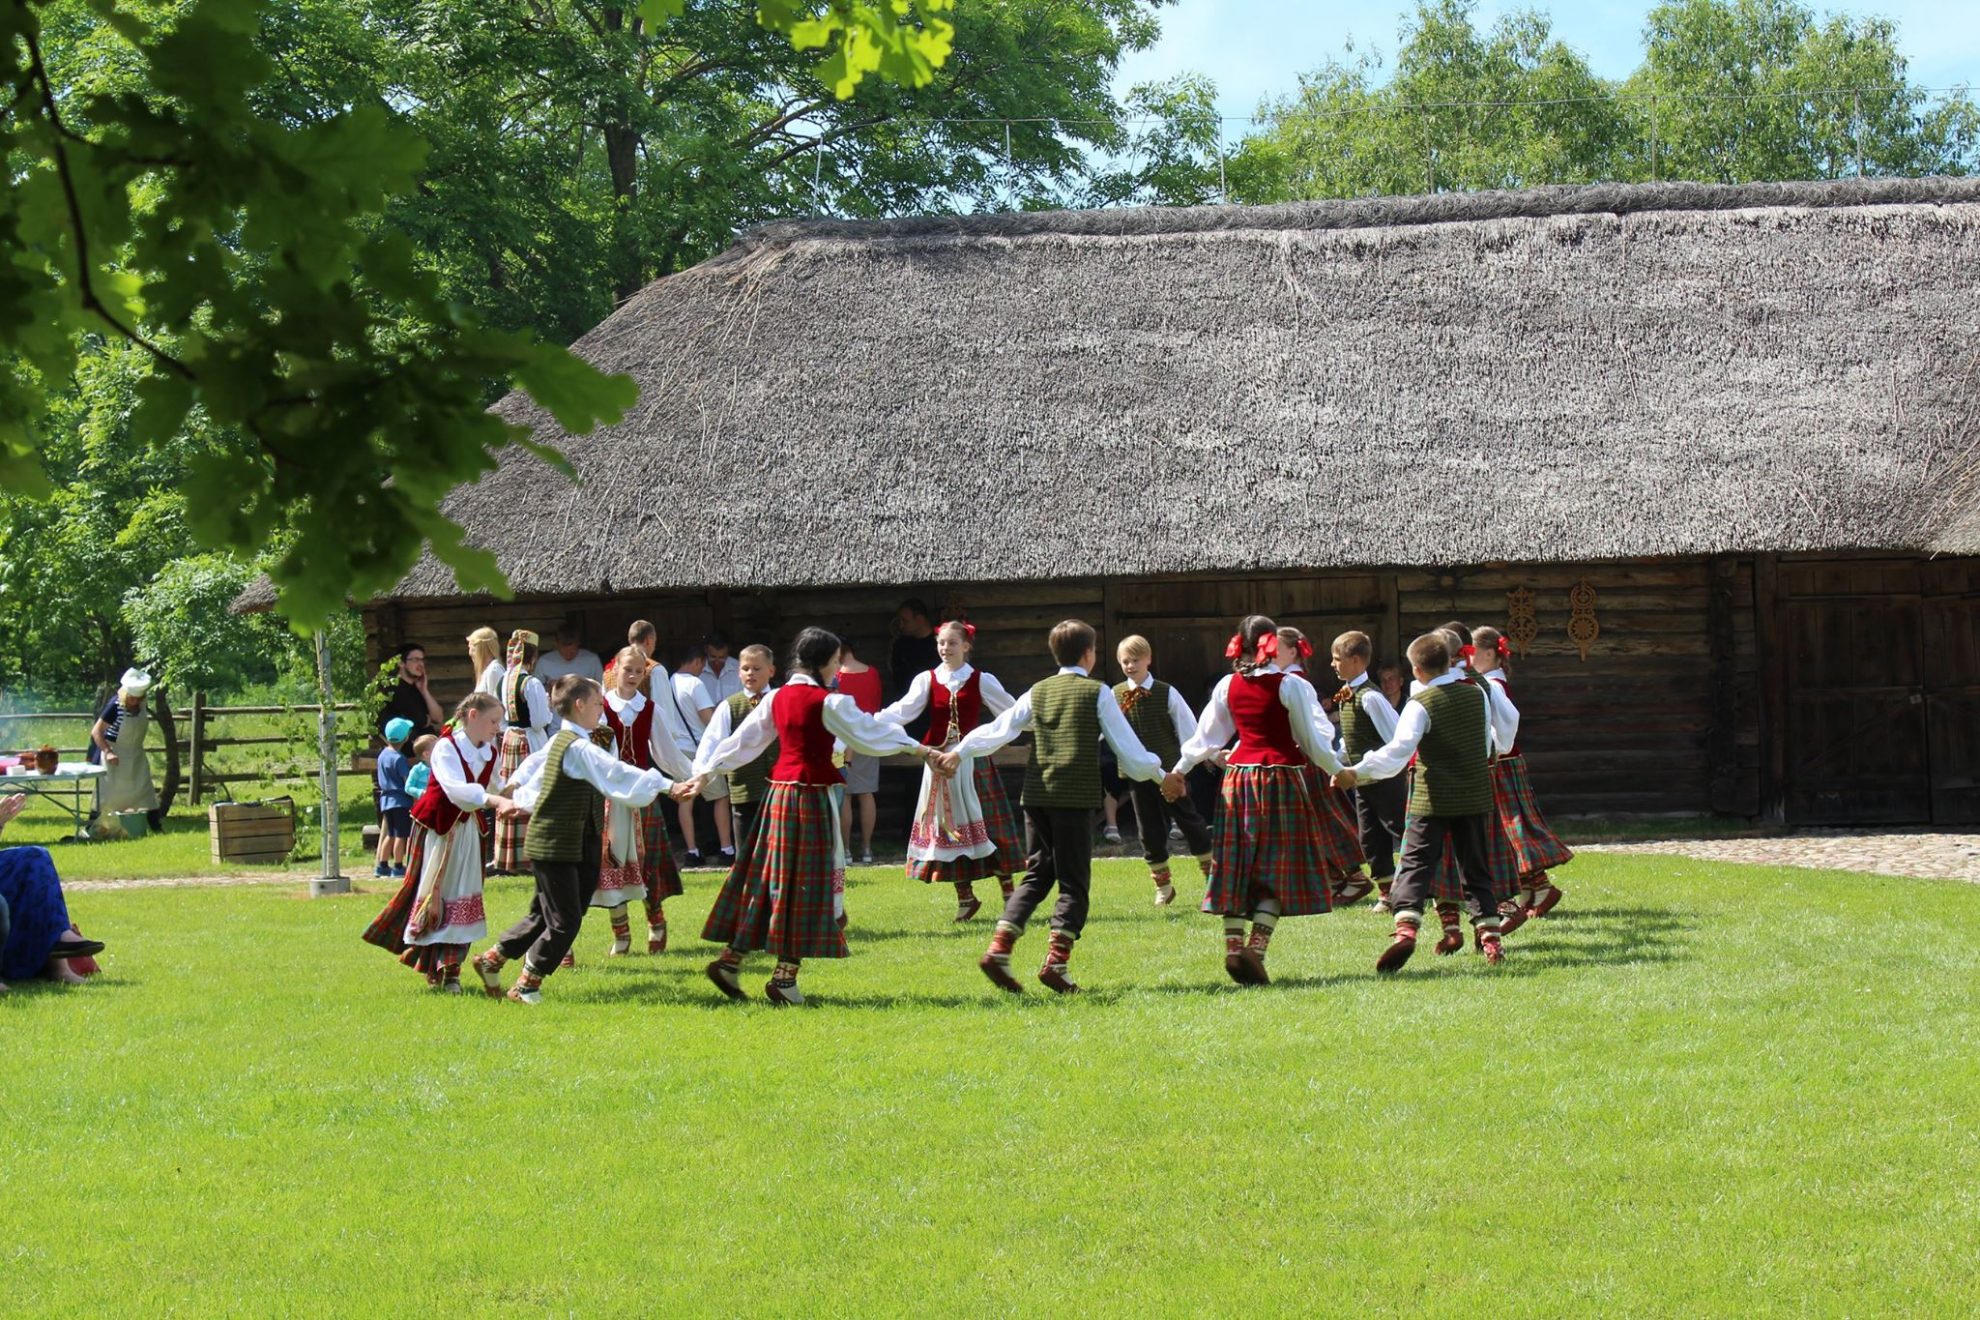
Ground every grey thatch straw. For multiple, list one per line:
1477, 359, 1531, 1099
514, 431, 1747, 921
239, 176, 1980, 609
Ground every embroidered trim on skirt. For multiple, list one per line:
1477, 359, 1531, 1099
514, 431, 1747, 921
1202, 765, 1348, 918
701, 782, 849, 960
903, 755, 999, 886
1490, 756, 1574, 880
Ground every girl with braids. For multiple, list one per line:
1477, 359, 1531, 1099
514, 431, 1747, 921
362, 692, 518, 992
877, 619, 1022, 922
1274, 625, 1368, 903
492, 629, 554, 873
1169, 614, 1353, 987
682, 627, 937, 1006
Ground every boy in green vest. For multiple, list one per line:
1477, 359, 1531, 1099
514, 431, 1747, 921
1114, 634, 1213, 907
1334, 633, 1506, 973
693, 643, 779, 864
1329, 630, 1405, 908
938, 620, 1183, 994
475, 676, 692, 1004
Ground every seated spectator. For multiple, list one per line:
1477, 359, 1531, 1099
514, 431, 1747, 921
0, 794, 106, 991
535, 624, 604, 685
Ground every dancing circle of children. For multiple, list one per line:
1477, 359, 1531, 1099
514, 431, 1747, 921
361, 692, 519, 992
1167, 614, 1355, 987
679, 627, 939, 1007
591, 645, 699, 957
875, 619, 1024, 923
470, 675, 695, 1005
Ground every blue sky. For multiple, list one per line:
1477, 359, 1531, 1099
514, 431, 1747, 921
1114, 1, 1980, 131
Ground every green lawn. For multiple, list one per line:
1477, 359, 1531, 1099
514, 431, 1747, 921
3, 854, 1976, 1316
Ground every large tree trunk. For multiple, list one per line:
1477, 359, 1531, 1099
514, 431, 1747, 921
602, 5, 643, 304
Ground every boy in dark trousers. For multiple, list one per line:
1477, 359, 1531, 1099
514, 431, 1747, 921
1113, 633, 1214, 907
474, 676, 691, 1004
1329, 630, 1405, 908
1334, 633, 1506, 973
938, 620, 1181, 994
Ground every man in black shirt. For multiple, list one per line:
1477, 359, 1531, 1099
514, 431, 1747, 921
888, 598, 940, 742
378, 643, 443, 741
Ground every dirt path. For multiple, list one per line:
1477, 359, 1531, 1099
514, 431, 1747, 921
1582, 830, 1980, 882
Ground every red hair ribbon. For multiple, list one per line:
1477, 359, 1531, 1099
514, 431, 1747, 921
1458, 643, 1477, 662
1224, 633, 1245, 660
944, 619, 976, 640
1254, 633, 1280, 665
1296, 636, 1314, 660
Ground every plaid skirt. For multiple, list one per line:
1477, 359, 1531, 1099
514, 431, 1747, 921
1203, 765, 1348, 918
491, 729, 532, 872
1410, 809, 1521, 904
593, 803, 682, 909
973, 759, 1022, 878
701, 782, 849, 960
1491, 756, 1574, 880
1301, 766, 1369, 874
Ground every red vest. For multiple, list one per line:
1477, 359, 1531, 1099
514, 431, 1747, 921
1226, 672, 1305, 767
408, 729, 495, 835
770, 683, 842, 786
603, 696, 655, 769
921, 668, 985, 747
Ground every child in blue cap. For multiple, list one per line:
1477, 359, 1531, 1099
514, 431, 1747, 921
375, 717, 417, 877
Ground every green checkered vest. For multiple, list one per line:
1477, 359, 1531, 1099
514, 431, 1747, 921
1406, 682, 1492, 817
1113, 678, 1182, 769
725, 689, 777, 804
523, 729, 605, 862
1022, 673, 1103, 809
1339, 681, 1387, 761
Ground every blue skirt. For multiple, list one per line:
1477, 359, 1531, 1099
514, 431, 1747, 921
0, 846, 72, 980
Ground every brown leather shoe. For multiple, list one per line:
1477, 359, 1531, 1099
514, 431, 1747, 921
954, 894, 983, 923
1481, 935, 1506, 966
765, 979, 804, 1007
705, 959, 747, 1002
1333, 877, 1374, 907
1224, 950, 1256, 985
1376, 929, 1418, 975
647, 924, 668, 954
1434, 925, 1464, 956
1529, 884, 1565, 918
1036, 966, 1080, 995
470, 951, 506, 998
1498, 906, 1528, 936
1238, 947, 1270, 986
978, 954, 1024, 994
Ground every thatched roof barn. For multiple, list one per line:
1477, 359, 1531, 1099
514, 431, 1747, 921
282, 177, 1980, 826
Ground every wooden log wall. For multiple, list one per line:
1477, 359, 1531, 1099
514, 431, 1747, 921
361, 555, 1774, 821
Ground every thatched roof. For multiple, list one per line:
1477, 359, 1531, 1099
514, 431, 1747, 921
249, 177, 1980, 607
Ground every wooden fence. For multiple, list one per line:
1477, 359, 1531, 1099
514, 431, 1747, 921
0, 692, 368, 811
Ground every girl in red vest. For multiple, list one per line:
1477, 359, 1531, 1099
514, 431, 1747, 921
361, 693, 517, 992
591, 646, 698, 956
1171, 614, 1356, 986
1273, 625, 1370, 904
878, 619, 1023, 922
684, 627, 938, 1006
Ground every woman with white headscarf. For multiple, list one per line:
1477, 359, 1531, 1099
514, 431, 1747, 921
90, 667, 160, 830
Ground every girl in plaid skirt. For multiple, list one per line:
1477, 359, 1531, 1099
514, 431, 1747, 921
492, 630, 555, 873
877, 620, 1023, 922
1274, 627, 1370, 902
683, 628, 937, 1006
361, 693, 517, 991
1469, 628, 1573, 933
591, 646, 697, 955
1172, 615, 1355, 987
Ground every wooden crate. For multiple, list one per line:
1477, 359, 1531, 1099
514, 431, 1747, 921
209, 798, 297, 865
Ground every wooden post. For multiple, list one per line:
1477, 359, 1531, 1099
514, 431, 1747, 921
1754, 553, 1787, 823
188, 690, 206, 806
155, 686, 181, 815
1706, 556, 1740, 814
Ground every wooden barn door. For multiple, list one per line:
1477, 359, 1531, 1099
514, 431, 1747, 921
1923, 560, 1980, 824
1778, 564, 1930, 824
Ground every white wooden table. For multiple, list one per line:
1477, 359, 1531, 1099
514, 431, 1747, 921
0, 763, 108, 841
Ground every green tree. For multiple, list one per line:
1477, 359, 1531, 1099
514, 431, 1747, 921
1627, 0, 1980, 182
1084, 72, 1227, 208
1, 0, 962, 632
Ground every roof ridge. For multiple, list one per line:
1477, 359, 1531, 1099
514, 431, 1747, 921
734, 176, 1980, 251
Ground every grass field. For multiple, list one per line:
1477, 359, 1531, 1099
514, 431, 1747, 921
4, 854, 1977, 1316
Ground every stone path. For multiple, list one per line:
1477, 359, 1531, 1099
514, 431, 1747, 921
1581, 830, 1980, 882
63, 870, 324, 894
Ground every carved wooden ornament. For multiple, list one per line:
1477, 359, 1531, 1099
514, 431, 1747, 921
1505, 587, 1539, 659
1567, 578, 1599, 661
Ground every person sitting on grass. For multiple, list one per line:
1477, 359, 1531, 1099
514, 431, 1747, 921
0, 794, 107, 991
374, 717, 416, 878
